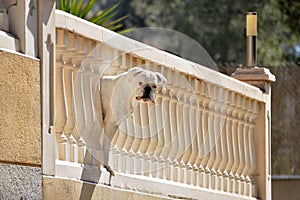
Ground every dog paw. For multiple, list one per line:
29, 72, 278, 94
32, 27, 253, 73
104, 164, 115, 177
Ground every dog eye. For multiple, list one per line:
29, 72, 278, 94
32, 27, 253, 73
138, 82, 143, 86
152, 85, 157, 89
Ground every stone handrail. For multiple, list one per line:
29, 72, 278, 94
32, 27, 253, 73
53, 10, 270, 199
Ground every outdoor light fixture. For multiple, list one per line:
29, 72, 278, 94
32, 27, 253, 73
246, 12, 257, 67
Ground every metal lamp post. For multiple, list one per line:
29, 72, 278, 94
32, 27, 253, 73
246, 12, 257, 67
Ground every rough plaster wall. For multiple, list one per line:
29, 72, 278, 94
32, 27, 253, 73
0, 50, 41, 199
0, 50, 41, 165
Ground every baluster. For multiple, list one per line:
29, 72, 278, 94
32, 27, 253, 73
92, 60, 106, 167
205, 85, 217, 189
116, 119, 129, 173
134, 60, 153, 175
168, 95, 178, 182
63, 32, 78, 162
85, 39, 94, 58
149, 95, 161, 177
157, 88, 171, 180
187, 77, 199, 186
151, 65, 165, 179
218, 89, 229, 192
231, 121, 239, 193
248, 100, 259, 197
140, 61, 154, 177
187, 93, 199, 186
129, 102, 142, 175
74, 63, 88, 163
210, 87, 223, 191
152, 93, 164, 178
136, 101, 148, 175
63, 63, 77, 162
241, 98, 251, 195
174, 74, 188, 183
211, 87, 223, 190
71, 35, 87, 161
223, 91, 233, 192
124, 115, 135, 174
199, 82, 211, 188
145, 63, 159, 177
55, 59, 68, 160
121, 52, 128, 69
230, 93, 240, 193
81, 62, 98, 166
142, 102, 155, 177
168, 71, 181, 182
191, 80, 203, 187
235, 96, 246, 195
180, 78, 194, 184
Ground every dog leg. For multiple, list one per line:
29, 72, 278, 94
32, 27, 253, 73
103, 122, 118, 180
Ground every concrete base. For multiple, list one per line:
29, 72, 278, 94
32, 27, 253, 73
43, 176, 171, 200
0, 163, 42, 199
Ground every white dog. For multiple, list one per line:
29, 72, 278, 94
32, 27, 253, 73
94, 67, 166, 177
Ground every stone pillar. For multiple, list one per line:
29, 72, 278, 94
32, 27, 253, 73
231, 67, 275, 94
3, 0, 39, 57
231, 67, 275, 200
38, 0, 56, 175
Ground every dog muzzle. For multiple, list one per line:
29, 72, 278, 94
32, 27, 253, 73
136, 85, 155, 102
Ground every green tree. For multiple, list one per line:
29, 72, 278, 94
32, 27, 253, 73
124, 0, 299, 66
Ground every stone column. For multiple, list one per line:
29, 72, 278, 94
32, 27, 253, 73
231, 67, 275, 200
231, 67, 275, 94
38, 0, 56, 175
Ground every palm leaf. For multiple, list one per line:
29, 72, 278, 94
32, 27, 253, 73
105, 15, 128, 28
79, 0, 96, 18
90, 3, 120, 23
74, 0, 84, 15
94, 11, 119, 25
117, 28, 135, 35
108, 24, 123, 31
70, 0, 78, 14
60, 0, 65, 10
66, 0, 71, 12
58, 0, 133, 34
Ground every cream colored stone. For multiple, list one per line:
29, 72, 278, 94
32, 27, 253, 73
0, 49, 41, 165
53, 11, 273, 200
0, 31, 20, 52
55, 10, 266, 102
42, 176, 171, 200
231, 67, 276, 93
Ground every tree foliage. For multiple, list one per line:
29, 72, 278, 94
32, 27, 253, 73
119, 0, 300, 66
57, 0, 133, 34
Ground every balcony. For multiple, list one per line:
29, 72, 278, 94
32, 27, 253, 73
41, 10, 273, 200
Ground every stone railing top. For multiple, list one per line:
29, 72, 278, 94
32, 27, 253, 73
55, 10, 267, 103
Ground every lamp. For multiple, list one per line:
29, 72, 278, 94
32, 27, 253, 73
246, 12, 257, 67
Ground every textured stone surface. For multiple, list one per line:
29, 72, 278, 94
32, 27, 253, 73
43, 176, 171, 200
0, 50, 41, 165
0, 163, 42, 199
272, 177, 300, 200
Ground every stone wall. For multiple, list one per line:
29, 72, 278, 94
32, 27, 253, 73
0, 49, 41, 199
272, 176, 300, 200
43, 176, 170, 200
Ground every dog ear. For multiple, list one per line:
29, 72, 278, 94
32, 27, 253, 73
156, 72, 166, 86
127, 67, 144, 82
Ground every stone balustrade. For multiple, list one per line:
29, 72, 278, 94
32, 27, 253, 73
53, 10, 271, 200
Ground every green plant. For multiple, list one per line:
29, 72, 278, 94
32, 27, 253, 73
57, 0, 133, 34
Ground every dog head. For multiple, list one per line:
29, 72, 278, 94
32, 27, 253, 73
127, 67, 166, 102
